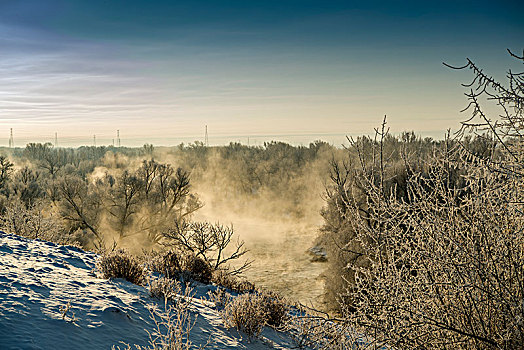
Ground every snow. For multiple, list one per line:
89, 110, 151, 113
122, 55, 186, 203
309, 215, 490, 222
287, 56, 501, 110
0, 231, 305, 349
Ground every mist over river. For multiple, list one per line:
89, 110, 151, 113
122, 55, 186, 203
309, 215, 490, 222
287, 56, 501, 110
195, 203, 326, 310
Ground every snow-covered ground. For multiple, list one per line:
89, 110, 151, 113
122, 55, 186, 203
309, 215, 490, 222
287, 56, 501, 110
0, 231, 304, 349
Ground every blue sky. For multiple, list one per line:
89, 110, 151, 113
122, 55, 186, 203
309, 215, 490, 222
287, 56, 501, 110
0, 0, 522, 146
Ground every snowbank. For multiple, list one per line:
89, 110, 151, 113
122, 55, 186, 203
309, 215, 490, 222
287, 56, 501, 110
0, 232, 300, 349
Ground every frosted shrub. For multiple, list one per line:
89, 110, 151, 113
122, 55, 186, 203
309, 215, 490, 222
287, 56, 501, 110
145, 285, 208, 350
221, 293, 268, 340
148, 277, 180, 301
182, 254, 212, 283
258, 290, 289, 328
147, 250, 212, 283
1, 199, 69, 244
285, 314, 364, 350
328, 52, 524, 349
211, 269, 255, 293
219, 290, 290, 340
97, 250, 146, 286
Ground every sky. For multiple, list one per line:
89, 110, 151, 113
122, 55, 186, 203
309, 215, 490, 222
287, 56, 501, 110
0, 0, 522, 147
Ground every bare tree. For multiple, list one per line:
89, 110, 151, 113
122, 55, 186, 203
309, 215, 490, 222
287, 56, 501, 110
163, 221, 250, 275
136, 162, 202, 244
136, 159, 159, 200
53, 175, 102, 240
106, 170, 142, 238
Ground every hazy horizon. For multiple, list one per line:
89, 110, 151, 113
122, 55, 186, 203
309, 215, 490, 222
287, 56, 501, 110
2, 128, 456, 149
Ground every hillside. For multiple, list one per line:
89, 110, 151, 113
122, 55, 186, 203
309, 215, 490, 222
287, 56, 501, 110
0, 231, 305, 350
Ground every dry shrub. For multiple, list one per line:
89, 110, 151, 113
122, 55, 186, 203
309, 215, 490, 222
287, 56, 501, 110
148, 277, 181, 301
211, 269, 255, 294
148, 250, 254, 290
333, 123, 524, 349
206, 288, 233, 309
258, 290, 289, 328
285, 314, 363, 350
148, 250, 183, 277
221, 293, 269, 340
97, 250, 146, 286
145, 285, 205, 350
1, 199, 70, 244
219, 290, 290, 339
147, 249, 212, 284
286, 315, 326, 349
182, 254, 212, 283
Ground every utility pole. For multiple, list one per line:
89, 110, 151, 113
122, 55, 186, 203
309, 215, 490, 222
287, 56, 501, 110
8, 128, 13, 148
205, 125, 209, 147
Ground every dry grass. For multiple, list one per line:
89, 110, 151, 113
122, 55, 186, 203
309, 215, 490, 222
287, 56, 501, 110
114, 285, 209, 350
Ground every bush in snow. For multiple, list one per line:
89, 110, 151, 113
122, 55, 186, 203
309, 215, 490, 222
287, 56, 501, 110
207, 288, 233, 310
210, 269, 255, 294
221, 293, 268, 340
148, 277, 180, 302
257, 290, 289, 328
182, 254, 212, 284
148, 249, 213, 284
147, 250, 183, 278
97, 250, 146, 286
219, 289, 290, 340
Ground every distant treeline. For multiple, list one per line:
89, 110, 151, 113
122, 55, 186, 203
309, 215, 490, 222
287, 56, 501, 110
0, 139, 339, 251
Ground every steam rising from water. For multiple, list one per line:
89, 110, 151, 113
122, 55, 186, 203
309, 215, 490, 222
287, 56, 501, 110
187, 148, 329, 309
194, 199, 326, 308
147, 146, 330, 308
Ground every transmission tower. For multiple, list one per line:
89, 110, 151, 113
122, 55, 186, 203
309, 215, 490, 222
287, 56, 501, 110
55, 132, 58, 147
205, 125, 209, 147
93, 134, 96, 147
8, 128, 13, 148
117, 130, 121, 147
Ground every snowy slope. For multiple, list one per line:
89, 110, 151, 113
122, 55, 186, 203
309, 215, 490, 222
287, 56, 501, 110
0, 232, 303, 350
